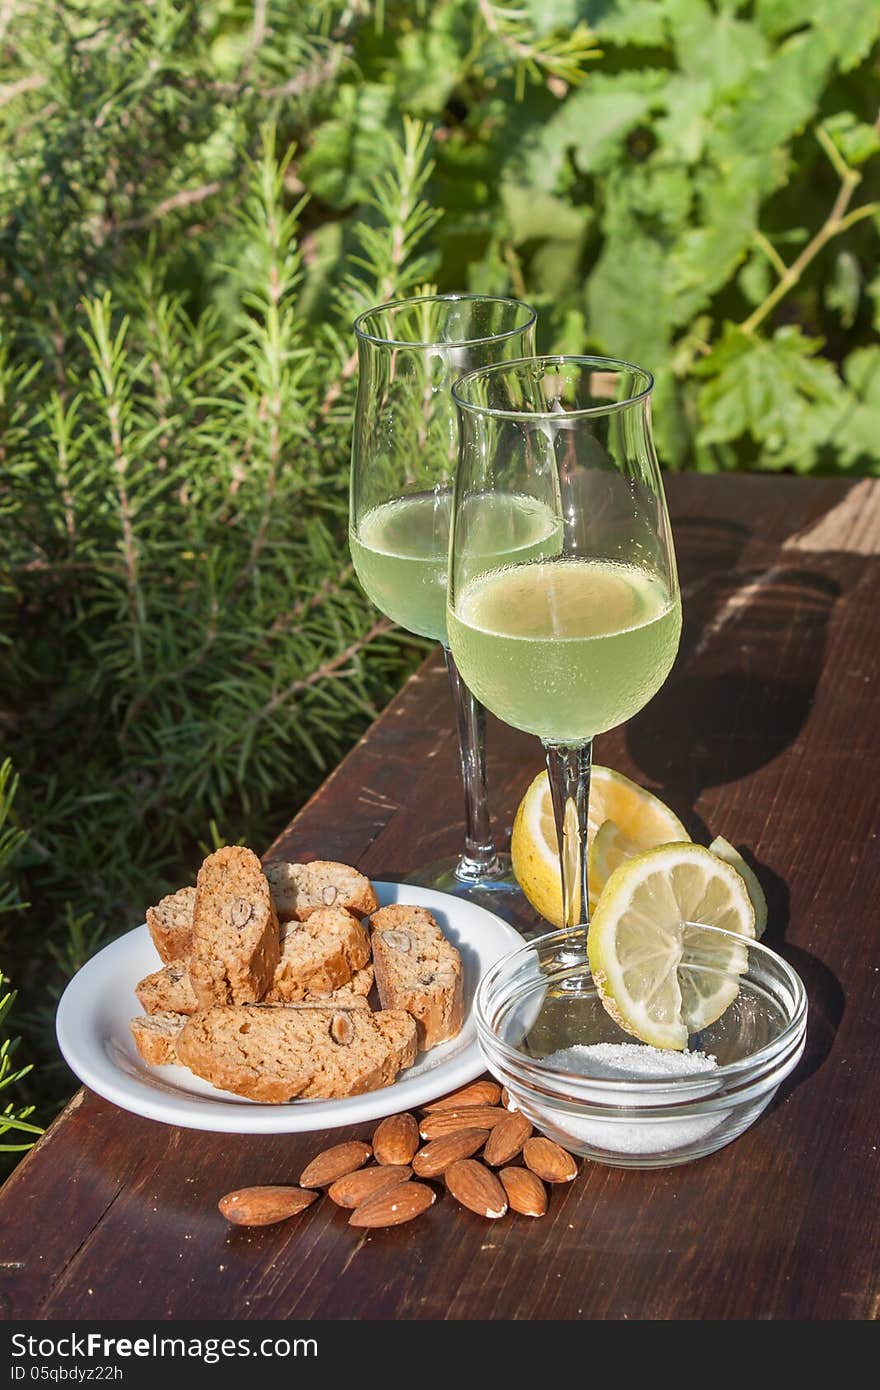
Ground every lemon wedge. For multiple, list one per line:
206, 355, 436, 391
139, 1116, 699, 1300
709, 835, 768, 938
587, 842, 756, 1050
511, 767, 690, 928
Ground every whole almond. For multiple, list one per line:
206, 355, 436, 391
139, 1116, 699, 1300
218, 1186, 318, 1227
349, 1182, 435, 1228
381, 929, 412, 953
501, 1086, 518, 1111
423, 1079, 502, 1112
412, 1128, 490, 1178
300, 1140, 372, 1188
445, 1159, 508, 1220
327, 1165, 412, 1209
522, 1137, 578, 1183
372, 1112, 419, 1166
330, 1011, 355, 1045
229, 898, 253, 929
419, 1107, 508, 1141
484, 1111, 533, 1166
500, 1167, 547, 1218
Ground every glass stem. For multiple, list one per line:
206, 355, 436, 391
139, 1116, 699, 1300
543, 739, 593, 935
444, 647, 502, 882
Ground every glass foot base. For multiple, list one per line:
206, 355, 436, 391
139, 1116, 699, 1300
402, 853, 546, 937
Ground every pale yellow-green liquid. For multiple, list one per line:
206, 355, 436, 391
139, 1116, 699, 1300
447, 558, 681, 740
351, 492, 562, 642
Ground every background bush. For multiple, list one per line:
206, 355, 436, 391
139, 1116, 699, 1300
1, 0, 878, 1141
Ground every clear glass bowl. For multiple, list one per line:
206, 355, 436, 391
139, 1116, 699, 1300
475, 925, 807, 1169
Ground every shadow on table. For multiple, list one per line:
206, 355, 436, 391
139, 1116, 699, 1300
673, 515, 752, 594
766, 941, 845, 1113
626, 564, 842, 828
638, 533, 848, 1104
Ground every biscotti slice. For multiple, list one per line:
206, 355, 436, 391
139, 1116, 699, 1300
369, 1008, 420, 1082
136, 961, 198, 1016
176, 1005, 417, 1102
266, 962, 374, 1008
275, 1004, 416, 1093
264, 860, 378, 923
263, 907, 370, 1002
190, 846, 280, 1009
130, 1012, 186, 1066
370, 904, 464, 1050
146, 886, 195, 963
136, 957, 373, 1015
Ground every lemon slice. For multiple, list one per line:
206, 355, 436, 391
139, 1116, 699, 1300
589, 819, 645, 910
709, 835, 768, 938
511, 767, 690, 928
587, 843, 756, 1050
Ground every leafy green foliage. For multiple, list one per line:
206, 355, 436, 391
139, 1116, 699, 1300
1, 980, 41, 1159
0, 0, 877, 1154
694, 325, 842, 469
0, 761, 41, 1163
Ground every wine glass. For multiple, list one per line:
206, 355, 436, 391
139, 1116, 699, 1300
349, 293, 543, 907
447, 355, 681, 938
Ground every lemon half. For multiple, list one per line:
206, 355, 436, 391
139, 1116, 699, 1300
511, 767, 690, 928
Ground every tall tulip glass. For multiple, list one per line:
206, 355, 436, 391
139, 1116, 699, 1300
349, 294, 540, 901
448, 356, 681, 942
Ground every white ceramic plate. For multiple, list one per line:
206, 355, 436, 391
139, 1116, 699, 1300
56, 881, 522, 1133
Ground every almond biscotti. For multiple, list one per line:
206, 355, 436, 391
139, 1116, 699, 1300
130, 1011, 186, 1066
189, 846, 280, 1009
263, 860, 378, 923
146, 886, 195, 963
266, 962, 374, 1008
136, 960, 198, 1016
136, 959, 374, 1017
370, 904, 464, 1050
263, 906, 370, 1002
176, 1005, 417, 1102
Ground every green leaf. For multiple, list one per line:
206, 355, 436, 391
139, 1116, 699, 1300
695, 324, 844, 464
585, 230, 672, 364
813, 0, 880, 72
501, 183, 590, 245
755, 0, 879, 70
668, 161, 760, 323
825, 250, 862, 330
831, 348, 880, 469
821, 113, 880, 167
753, 0, 821, 40
530, 235, 588, 298
737, 249, 773, 307
667, 0, 769, 96
595, 0, 668, 49
524, 72, 665, 186
605, 161, 694, 233
501, 181, 592, 297
710, 30, 834, 182
653, 76, 714, 164
843, 346, 880, 405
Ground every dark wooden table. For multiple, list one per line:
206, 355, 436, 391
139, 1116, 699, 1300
2, 474, 878, 1321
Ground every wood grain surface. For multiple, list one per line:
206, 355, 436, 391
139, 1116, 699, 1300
1, 474, 878, 1321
